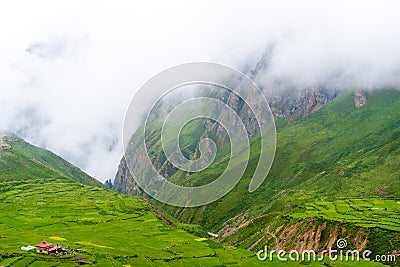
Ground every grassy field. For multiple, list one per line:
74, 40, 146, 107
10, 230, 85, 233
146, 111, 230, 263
0, 180, 262, 266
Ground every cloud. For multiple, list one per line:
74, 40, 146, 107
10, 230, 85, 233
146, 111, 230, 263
0, 0, 400, 181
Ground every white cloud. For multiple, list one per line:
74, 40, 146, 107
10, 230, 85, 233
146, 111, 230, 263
0, 0, 400, 181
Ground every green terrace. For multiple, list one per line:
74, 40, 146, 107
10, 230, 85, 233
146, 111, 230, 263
292, 198, 400, 232
0, 181, 264, 266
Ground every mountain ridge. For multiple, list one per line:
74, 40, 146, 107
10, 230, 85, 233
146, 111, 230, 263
0, 132, 102, 187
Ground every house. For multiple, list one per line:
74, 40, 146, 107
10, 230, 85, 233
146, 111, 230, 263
35, 240, 70, 255
48, 245, 62, 254
207, 232, 219, 238
35, 240, 54, 254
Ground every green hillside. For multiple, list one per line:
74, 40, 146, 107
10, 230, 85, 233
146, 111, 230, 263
153, 89, 400, 219
0, 133, 102, 187
146, 89, 400, 265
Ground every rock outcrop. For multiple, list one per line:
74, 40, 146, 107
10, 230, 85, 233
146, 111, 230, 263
0, 134, 11, 149
354, 90, 368, 108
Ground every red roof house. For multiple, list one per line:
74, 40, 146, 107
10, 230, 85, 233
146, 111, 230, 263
35, 240, 54, 254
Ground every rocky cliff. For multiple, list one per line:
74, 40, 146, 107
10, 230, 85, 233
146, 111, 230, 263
113, 157, 143, 195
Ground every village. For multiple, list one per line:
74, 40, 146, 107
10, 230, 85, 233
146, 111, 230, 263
21, 240, 82, 256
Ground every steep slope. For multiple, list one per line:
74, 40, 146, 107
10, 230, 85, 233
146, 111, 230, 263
0, 132, 102, 187
113, 86, 342, 196
113, 53, 344, 196
149, 89, 399, 210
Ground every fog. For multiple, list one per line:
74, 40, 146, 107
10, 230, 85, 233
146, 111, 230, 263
1, 0, 399, 182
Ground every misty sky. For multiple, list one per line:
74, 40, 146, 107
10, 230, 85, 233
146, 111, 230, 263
1, 0, 400, 182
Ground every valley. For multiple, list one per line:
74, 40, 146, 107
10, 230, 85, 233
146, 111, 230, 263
0, 114, 390, 266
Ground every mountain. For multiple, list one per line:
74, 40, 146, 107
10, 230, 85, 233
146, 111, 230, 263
112, 88, 400, 266
0, 132, 101, 187
113, 53, 344, 196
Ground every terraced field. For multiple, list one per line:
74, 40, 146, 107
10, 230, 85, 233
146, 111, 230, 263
292, 199, 400, 232
0, 180, 267, 266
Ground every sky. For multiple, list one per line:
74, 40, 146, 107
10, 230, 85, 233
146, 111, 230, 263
1, 0, 400, 182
